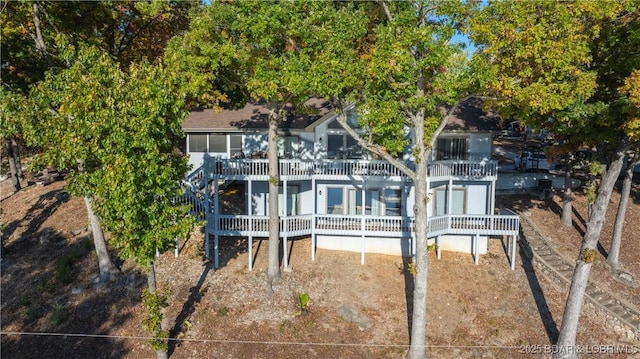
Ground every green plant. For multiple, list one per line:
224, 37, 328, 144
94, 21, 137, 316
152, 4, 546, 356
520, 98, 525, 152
407, 262, 417, 276
216, 306, 229, 317
141, 288, 170, 351
54, 249, 82, 284
50, 303, 66, 325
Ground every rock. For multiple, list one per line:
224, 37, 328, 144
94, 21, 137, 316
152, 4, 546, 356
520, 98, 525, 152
336, 303, 371, 331
71, 287, 84, 295
71, 228, 86, 236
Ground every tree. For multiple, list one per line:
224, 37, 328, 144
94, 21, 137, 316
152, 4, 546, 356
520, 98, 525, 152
167, 1, 342, 287
307, 2, 480, 358
607, 152, 637, 272
470, 2, 638, 356
27, 43, 195, 358
3, 0, 196, 283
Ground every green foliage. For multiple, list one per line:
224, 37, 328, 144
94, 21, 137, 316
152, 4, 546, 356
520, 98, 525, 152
50, 302, 66, 326
216, 306, 229, 318
54, 249, 82, 285
298, 293, 310, 311
141, 288, 170, 351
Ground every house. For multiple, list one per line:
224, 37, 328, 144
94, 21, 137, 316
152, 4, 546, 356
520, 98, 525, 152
181, 97, 520, 270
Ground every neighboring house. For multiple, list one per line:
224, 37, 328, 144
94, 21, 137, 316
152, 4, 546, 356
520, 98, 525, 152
181, 97, 520, 270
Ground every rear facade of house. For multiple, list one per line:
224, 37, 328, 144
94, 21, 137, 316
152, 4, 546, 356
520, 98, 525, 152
181, 97, 519, 269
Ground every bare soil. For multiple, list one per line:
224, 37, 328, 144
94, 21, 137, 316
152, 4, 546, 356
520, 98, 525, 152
1, 177, 639, 358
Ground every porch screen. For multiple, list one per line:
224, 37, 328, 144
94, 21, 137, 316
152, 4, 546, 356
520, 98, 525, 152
436, 138, 468, 160
209, 134, 227, 153
230, 135, 242, 157
189, 134, 208, 152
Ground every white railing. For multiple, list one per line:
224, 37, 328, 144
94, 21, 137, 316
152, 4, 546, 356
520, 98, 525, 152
194, 158, 496, 180
428, 160, 497, 178
210, 213, 519, 237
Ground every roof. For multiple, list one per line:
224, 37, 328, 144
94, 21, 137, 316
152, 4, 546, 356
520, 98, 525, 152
443, 97, 502, 133
182, 98, 333, 132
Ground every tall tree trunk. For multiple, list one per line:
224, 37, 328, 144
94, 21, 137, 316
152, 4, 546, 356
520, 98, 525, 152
553, 146, 626, 359
5, 136, 22, 192
607, 159, 635, 271
84, 197, 119, 282
407, 164, 429, 359
267, 109, 281, 286
561, 161, 572, 228
147, 262, 169, 359
407, 109, 429, 359
11, 137, 23, 179
31, 2, 55, 67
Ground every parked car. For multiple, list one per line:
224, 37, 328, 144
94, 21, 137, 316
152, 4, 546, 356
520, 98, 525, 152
516, 151, 552, 172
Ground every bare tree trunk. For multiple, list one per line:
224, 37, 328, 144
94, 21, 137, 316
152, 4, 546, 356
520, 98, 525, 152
84, 197, 119, 282
5, 136, 22, 192
147, 263, 169, 359
267, 109, 281, 286
407, 154, 429, 359
607, 159, 635, 271
561, 161, 572, 228
11, 137, 23, 179
31, 2, 54, 67
553, 146, 626, 359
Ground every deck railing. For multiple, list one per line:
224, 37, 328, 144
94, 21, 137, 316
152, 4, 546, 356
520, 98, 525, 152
194, 158, 497, 180
209, 213, 519, 238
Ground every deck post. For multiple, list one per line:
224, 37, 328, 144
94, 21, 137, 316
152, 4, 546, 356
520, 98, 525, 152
283, 179, 288, 269
436, 236, 441, 260
510, 235, 517, 270
204, 168, 211, 259
213, 176, 219, 268
361, 184, 366, 265
474, 234, 479, 265
311, 178, 316, 261
248, 236, 253, 271
174, 237, 179, 257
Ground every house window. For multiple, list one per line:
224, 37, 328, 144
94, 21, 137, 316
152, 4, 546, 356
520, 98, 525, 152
327, 133, 362, 159
230, 135, 243, 157
279, 185, 299, 216
434, 188, 465, 216
278, 136, 299, 158
384, 188, 402, 216
189, 134, 208, 152
348, 189, 382, 215
209, 134, 227, 153
327, 188, 344, 214
437, 138, 468, 160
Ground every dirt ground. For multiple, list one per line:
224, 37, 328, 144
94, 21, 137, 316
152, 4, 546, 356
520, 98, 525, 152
1, 177, 639, 359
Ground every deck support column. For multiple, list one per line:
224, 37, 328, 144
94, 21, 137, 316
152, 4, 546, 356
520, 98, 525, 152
447, 177, 453, 229
204, 168, 211, 259
311, 178, 316, 261
283, 179, 288, 269
361, 184, 366, 265
474, 234, 479, 265
213, 176, 220, 269
510, 235, 517, 270
436, 236, 441, 260
248, 179, 253, 271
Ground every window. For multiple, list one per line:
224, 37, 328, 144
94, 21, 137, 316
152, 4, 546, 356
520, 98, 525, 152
279, 186, 299, 216
384, 189, 402, 216
327, 188, 344, 214
436, 138, 468, 160
348, 189, 382, 215
278, 136, 299, 158
327, 133, 362, 159
189, 134, 208, 152
209, 134, 227, 153
230, 135, 243, 157
434, 188, 465, 216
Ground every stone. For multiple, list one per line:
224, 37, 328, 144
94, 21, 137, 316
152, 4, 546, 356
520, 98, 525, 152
71, 287, 84, 295
336, 303, 371, 331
